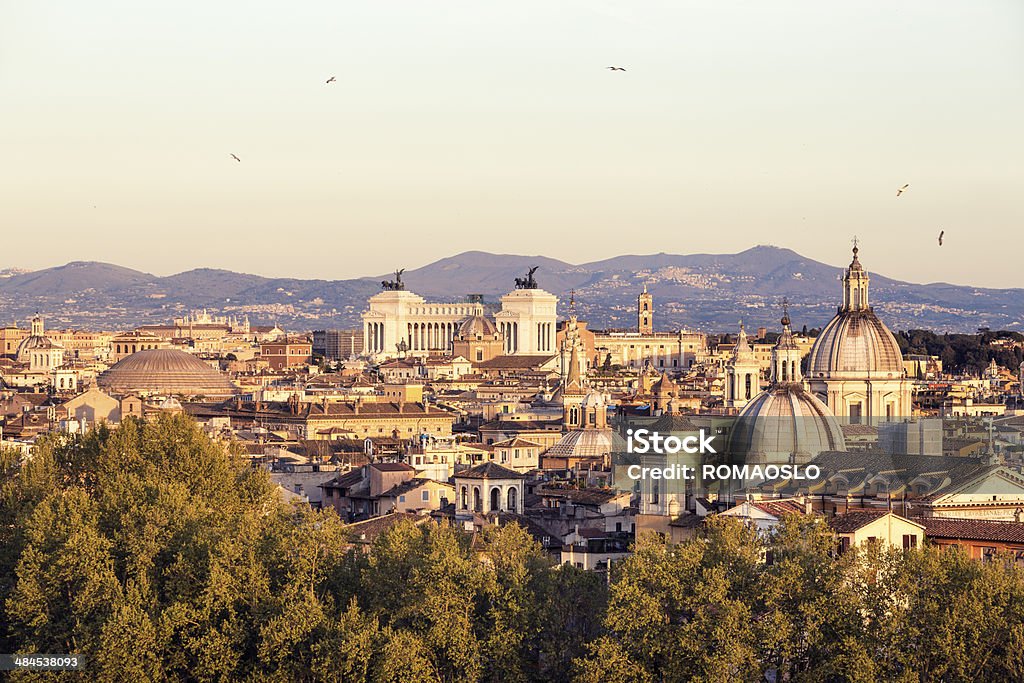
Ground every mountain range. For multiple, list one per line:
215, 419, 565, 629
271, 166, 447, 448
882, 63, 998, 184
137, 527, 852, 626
1, 247, 1021, 334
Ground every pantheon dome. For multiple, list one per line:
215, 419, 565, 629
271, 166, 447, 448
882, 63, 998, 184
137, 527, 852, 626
98, 348, 237, 397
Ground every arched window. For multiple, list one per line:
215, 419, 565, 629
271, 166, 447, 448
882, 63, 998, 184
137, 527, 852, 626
460, 486, 468, 510
490, 486, 501, 512
745, 374, 752, 399
507, 487, 518, 512
473, 487, 482, 512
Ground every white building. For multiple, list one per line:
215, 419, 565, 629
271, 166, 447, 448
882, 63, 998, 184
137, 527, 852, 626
362, 290, 484, 358
361, 271, 558, 360
494, 287, 558, 355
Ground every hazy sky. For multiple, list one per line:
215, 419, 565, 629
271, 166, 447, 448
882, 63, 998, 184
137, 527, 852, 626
2, 1, 1022, 287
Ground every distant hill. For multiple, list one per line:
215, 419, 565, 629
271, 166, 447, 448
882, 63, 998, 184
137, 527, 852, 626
1, 261, 154, 295
1, 247, 1021, 333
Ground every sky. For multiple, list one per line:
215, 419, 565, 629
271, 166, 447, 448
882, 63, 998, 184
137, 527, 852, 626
2, 1, 1022, 287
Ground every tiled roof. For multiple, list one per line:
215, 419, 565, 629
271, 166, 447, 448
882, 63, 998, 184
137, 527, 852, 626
491, 437, 544, 448
370, 462, 416, 473
476, 355, 557, 369
914, 517, 1024, 543
752, 500, 806, 517
646, 415, 702, 433
345, 512, 431, 542
536, 485, 620, 506
381, 478, 453, 498
478, 419, 562, 432
457, 462, 527, 480
669, 514, 705, 529
829, 510, 891, 533
321, 469, 365, 490
841, 424, 879, 436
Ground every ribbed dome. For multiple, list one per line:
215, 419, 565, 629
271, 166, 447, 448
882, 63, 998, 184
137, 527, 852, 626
545, 428, 626, 459
98, 349, 237, 397
807, 309, 904, 377
16, 335, 61, 355
730, 384, 845, 464
457, 314, 498, 339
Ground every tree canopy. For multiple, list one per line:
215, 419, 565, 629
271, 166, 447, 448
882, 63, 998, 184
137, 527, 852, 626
3, 415, 1024, 681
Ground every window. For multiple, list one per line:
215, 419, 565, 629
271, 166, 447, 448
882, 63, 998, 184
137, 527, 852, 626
422, 490, 430, 501
399, 495, 406, 503
902, 534, 917, 549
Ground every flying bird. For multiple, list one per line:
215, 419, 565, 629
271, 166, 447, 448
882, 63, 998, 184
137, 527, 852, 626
231, 154, 241, 162
896, 183, 909, 197
938, 230, 944, 246
606, 66, 626, 71
326, 76, 336, 84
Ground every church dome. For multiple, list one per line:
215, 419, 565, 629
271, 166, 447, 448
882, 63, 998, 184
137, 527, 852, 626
730, 384, 846, 464
806, 245, 904, 378
457, 314, 498, 340
806, 309, 904, 377
544, 428, 627, 460
98, 349, 237, 397
16, 334, 61, 356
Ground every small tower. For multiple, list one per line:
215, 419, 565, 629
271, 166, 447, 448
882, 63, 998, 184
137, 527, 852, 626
725, 324, 760, 409
30, 314, 44, 337
841, 240, 870, 313
638, 285, 653, 335
559, 296, 586, 383
771, 302, 802, 385
561, 342, 588, 429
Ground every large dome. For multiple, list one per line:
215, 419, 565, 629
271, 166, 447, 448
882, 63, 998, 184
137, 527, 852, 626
730, 384, 846, 464
98, 349, 237, 397
807, 309, 904, 377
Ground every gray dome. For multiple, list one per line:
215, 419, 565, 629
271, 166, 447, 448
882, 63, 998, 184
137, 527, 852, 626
98, 349, 237, 397
730, 384, 845, 464
16, 335, 62, 356
807, 309, 904, 378
545, 428, 627, 459
457, 315, 498, 340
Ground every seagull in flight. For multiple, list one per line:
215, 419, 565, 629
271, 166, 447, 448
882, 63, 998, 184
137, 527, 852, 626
896, 183, 909, 197
231, 154, 241, 162
326, 76, 336, 84
938, 230, 944, 246
606, 66, 626, 71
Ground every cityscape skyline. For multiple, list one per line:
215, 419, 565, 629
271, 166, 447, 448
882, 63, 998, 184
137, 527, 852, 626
3, 1, 1023, 287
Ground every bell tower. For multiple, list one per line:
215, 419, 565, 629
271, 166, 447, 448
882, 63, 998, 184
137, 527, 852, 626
725, 324, 760, 409
841, 239, 870, 313
638, 285, 653, 335
771, 302, 802, 385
